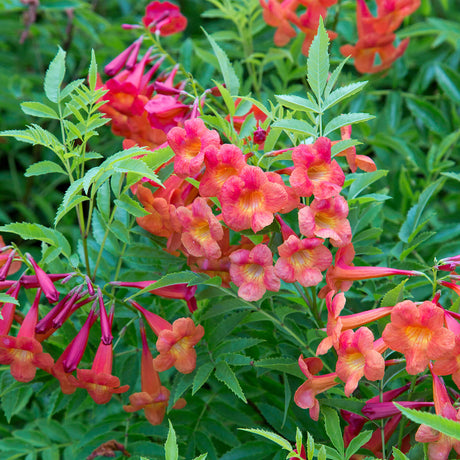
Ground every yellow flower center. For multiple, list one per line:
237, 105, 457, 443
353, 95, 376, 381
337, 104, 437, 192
290, 249, 313, 268
345, 352, 365, 372
405, 326, 432, 349
240, 191, 263, 215
184, 138, 202, 159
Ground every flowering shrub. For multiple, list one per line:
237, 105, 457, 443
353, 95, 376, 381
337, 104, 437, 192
1, 0, 460, 459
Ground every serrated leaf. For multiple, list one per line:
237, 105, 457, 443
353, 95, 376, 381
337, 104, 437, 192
192, 455, 208, 460
253, 358, 303, 378
380, 279, 408, 308
347, 170, 388, 200
275, 95, 320, 113
295, 427, 303, 456
114, 195, 149, 218
345, 430, 372, 460
0, 293, 19, 305
323, 113, 374, 136
54, 195, 89, 226
306, 432, 314, 460
435, 64, 460, 105
399, 178, 444, 243
322, 407, 344, 456
164, 421, 178, 460
395, 403, 460, 440
323, 56, 350, 99
192, 363, 214, 395
88, 49, 97, 92
215, 361, 246, 402
239, 428, 292, 451
21, 102, 59, 119
0, 223, 70, 258
45, 47, 66, 103
322, 82, 367, 111
400, 231, 435, 260
307, 18, 329, 102
25, 161, 66, 177
392, 447, 410, 460
203, 29, 240, 95
331, 139, 361, 157
59, 78, 84, 100
272, 119, 317, 137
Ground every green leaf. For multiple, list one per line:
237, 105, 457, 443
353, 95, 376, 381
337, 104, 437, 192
380, 279, 408, 308
331, 139, 361, 157
323, 56, 350, 99
44, 47, 66, 103
215, 361, 246, 402
295, 427, 303, 456
347, 170, 388, 200
395, 403, 460, 440
203, 29, 240, 95
114, 194, 149, 218
275, 95, 320, 113
192, 363, 215, 395
88, 49, 97, 92
323, 113, 374, 136
14, 429, 50, 447
25, 160, 66, 177
0, 293, 19, 305
164, 421, 179, 460
59, 78, 84, 101
0, 223, 71, 258
239, 428, 292, 451
253, 358, 303, 378
398, 178, 444, 243
392, 447, 410, 460
192, 455, 208, 460
442, 171, 460, 182
272, 119, 317, 137
345, 430, 372, 460
322, 82, 367, 111
307, 17, 329, 102
306, 432, 314, 460
21, 102, 59, 119
322, 407, 344, 456
405, 96, 449, 135
435, 64, 460, 105
55, 194, 89, 226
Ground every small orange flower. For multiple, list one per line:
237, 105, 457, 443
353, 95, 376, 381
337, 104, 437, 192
382, 300, 455, 374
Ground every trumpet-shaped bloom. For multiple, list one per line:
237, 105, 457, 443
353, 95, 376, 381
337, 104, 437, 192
432, 335, 460, 390
335, 328, 386, 396
0, 289, 54, 382
368, 0, 420, 35
167, 118, 221, 178
142, 1, 187, 36
290, 137, 345, 199
259, 0, 300, 47
220, 165, 288, 233
415, 368, 460, 460
275, 235, 332, 287
299, 196, 352, 247
294, 356, 339, 420
382, 301, 455, 374
176, 198, 224, 259
130, 301, 204, 374
229, 244, 280, 301
199, 144, 247, 198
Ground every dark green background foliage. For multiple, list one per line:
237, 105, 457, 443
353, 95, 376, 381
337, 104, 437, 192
1, 0, 460, 459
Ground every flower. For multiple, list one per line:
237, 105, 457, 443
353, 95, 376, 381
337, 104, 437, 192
298, 195, 352, 247
74, 306, 129, 404
259, 0, 300, 47
167, 118, 221, 178
26, 253, 60, 303
123, 321, 172, 425
382, 300, 455, 374
335, 328, 386, 396
275, 235, 332, 287
130, 300, 204, 374
289, 137, 345, 199
0, 282, 21, 336
176, 197, 224, 259
229, 244, 280, 301
142, 1, 187, 36
432, 335, 460, 390
294, 356, 339, 420
0, 289, 54, 382
220, 165, 288, 233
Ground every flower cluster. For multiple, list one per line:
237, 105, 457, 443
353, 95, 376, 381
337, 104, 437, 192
260, 0, 420, 72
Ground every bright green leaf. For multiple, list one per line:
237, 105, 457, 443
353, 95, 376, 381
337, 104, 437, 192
307, 18, 329, 102
25, 161, 66, 177
44, 47, 66, 103
164, 420, 178, 460
215, 361, 246, 402
239, 428, 292, 451
21, 102, 59, 119
323, 113, 374, 137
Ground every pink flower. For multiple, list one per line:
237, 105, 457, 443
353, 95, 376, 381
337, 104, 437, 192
229, 244, 280, 301
290, 137, 344, 199
299, 195, 352, 247
382, 300, 455, 374
26, 253, 60, 303
167, 118, 221, 178
220, 165, 288, 233
335, 328, 386, 396
275, 235, 332, 287
142, 1, 187, 36
176, 197, 224, 259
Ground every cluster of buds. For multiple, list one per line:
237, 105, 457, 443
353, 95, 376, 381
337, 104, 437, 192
260, 0, 420, 73
293, 256, 460, 458
0, 237, 204, 426
98, 2, 192, 150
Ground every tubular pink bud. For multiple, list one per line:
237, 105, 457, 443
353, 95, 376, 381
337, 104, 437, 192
98, 288, 113, 345
26, 254, 60, 303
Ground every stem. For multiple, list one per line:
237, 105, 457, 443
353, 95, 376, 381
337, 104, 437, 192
379, 377, 387, 460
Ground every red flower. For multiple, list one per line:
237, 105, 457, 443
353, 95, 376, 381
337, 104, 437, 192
142, 1, 187, 36
229, 244, 280, 301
